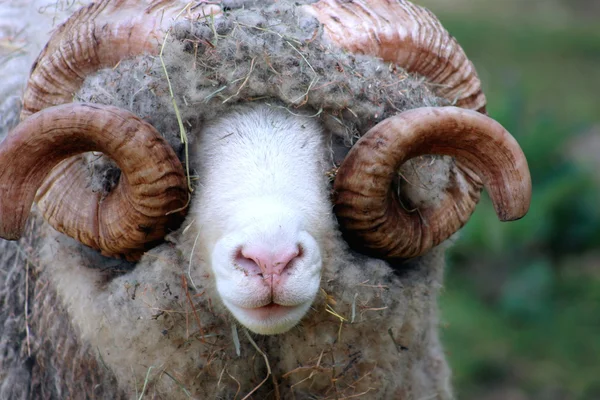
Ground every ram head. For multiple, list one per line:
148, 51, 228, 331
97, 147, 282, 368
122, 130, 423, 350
0, 0, 531, 398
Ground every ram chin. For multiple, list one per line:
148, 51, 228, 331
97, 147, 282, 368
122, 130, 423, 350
224, 299, 313, 335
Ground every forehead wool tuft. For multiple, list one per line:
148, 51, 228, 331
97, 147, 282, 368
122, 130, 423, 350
70, 0, 454, 211
77, 0, 444, 147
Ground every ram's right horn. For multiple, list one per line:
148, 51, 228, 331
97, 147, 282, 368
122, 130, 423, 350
21, 0, 222, 119
334, 106, 532, 259
0, 103, 188, 261
10, 0, 221, 259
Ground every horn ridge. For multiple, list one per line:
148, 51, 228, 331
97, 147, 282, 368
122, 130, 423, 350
0, 103, 188, 260
303, 0, 486, 112
9, 1, 221, 258
333, 107, 531, 259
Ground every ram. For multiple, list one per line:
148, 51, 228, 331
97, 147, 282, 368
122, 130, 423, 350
0, 0, 531, 398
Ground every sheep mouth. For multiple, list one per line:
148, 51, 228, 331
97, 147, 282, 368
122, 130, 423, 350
224, 298, 312, 334
240, 302, 299, 320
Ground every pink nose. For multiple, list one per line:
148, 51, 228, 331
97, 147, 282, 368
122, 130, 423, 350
239, 245, 301, 277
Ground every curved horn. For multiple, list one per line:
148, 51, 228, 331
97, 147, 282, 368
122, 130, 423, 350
21, 0, 221, 119
12, 1, 219, 258
305, 0, 531, 257
303, 0, 486, 112
0, 103, 188, 260
334, 107, 531, 258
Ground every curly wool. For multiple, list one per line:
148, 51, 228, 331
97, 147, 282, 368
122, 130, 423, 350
0, 223, 125, 399
15, 213, 451, 399
0, 1, 460, 398
79, 0, 443, 141
75, 0, 453, 206
0, 212, 454, 399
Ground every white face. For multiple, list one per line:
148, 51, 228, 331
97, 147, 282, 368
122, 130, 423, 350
193, 106, 333, 335
211, 199, 323, 334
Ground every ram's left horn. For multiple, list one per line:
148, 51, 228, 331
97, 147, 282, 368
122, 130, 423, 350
303, 0, 486, 113
334, 107, 532, 259
305, 0, 531, 258
0, 103, 188, 261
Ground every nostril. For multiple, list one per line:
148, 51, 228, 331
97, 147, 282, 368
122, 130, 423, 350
271, 245, 301, 275
240, 244, 302, 277
233, 248, 262, 276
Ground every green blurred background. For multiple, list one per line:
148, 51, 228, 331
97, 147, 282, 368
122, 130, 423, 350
416, 1, 600, 399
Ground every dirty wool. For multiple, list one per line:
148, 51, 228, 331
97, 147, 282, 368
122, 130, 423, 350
0, 1, 457, 398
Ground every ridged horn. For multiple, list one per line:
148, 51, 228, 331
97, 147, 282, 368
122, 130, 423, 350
302, 0, 486, 112
13, 0, 220, 258
334, 107, 531, 258
21, 0, 221, 119
0, 103, 188, 261
304, 0, 531, 258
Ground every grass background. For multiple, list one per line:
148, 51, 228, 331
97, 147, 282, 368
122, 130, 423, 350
415, 1, 600, 399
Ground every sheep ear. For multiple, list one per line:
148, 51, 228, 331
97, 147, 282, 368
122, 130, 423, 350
334, 106, 531, 259
0, 103, 188, 261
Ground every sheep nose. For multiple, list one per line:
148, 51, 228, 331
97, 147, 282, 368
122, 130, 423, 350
239, 245, 301, 277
